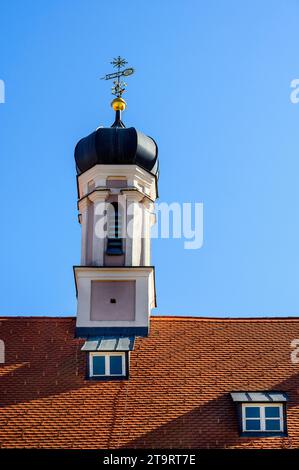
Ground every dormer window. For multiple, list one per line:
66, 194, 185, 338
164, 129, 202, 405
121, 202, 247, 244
89, 352, 126, 377
230, 391, 288, 436
242, 404, 283, 432
81, 336, 134, 380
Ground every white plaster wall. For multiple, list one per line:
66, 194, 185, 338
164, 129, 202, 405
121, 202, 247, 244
75, 267, 154, 329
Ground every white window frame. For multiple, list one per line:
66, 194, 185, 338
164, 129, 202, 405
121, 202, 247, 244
242, 403, 284, 433
89, 351, 126, 377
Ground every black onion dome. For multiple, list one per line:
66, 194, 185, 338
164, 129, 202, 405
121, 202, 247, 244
75, 113, 158, 176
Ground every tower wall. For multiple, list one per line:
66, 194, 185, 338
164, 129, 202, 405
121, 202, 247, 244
75, 164, 157, 337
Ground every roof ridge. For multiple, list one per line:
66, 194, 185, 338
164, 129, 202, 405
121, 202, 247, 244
0, 316, 75, 320
1, 315, 299, 323
152, 315, 299, 322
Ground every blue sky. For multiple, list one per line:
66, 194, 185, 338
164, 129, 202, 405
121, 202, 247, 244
1, 0, 299, 317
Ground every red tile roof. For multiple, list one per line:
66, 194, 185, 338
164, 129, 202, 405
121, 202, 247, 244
0, 316, 299, 449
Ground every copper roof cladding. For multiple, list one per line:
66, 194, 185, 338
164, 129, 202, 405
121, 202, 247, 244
0, 315, 299, 449
74, 122, 159, 176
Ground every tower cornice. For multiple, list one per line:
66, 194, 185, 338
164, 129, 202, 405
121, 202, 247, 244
77, 164, 158, 201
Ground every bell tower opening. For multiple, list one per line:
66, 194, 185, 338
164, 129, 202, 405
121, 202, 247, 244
106, 201, 123, 255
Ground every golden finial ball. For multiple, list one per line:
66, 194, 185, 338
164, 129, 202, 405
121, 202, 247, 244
111, 97, 127, 111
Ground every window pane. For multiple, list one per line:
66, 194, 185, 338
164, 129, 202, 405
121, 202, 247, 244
93, 356, 105, 375
245, 419, 261, 431
265, 419, 281, 431
110, 355, 123, 375
265, 407, 280, 418
245, 407, 260, 418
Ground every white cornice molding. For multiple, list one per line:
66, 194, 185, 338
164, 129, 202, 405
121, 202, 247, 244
121, 189, 147, 203
78, 198, 90, 213
78, 164, 155, 184
77, 165, 157, 200
88, 189, 110, 203
74, 266, 154, 276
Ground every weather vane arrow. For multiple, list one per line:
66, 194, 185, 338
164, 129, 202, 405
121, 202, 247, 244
101, 68, 134, 82
101, 56, 135, 99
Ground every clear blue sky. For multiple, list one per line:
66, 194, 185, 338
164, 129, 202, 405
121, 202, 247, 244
1, 0, 299, 317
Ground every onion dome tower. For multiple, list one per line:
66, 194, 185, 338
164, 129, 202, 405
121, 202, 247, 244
74, 57, 158, 338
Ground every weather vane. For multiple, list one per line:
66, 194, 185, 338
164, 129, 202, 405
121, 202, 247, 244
101, 56, 134, 98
